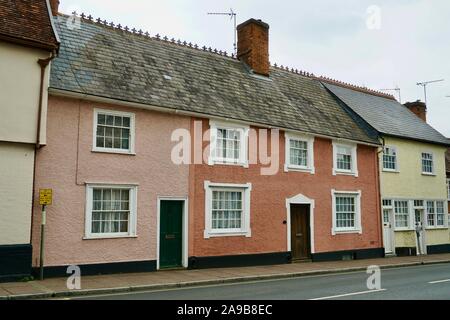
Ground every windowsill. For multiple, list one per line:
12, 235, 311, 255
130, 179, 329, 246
421, 172, 435, 176
394, 228, 413, 232
92, 148, 136, 156
209, 159, 248, 167
83, 234, 138, 240
285, 164, 315, 174
332, 229, 361, 235
204, 230, 251, 238
333, 169, 358, 177
382, 169, 399, 173
425, 226, 448, 230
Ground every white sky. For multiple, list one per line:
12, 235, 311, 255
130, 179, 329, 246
59, 0, 450, 137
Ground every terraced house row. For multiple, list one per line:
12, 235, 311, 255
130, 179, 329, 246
0, 0, 449, 280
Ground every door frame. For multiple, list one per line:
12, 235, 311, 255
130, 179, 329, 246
286, 194, 315, 254
156, 196, 189, 270
382, 208, 395, 254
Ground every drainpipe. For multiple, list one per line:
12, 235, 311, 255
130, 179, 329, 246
36, 51, 56, 148
30, 51, 56, 273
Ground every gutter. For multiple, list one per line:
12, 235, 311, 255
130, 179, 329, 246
48, 87, 382, 148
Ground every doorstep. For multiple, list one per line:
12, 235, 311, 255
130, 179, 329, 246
1, 253, 450, 300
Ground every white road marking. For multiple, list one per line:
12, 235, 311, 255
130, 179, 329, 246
428, 279, 450, 284
309, 289, 386, 300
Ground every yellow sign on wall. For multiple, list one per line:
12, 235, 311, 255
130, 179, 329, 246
39, 189, 52, 205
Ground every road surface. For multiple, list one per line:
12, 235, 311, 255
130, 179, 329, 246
68, 262, 450, 300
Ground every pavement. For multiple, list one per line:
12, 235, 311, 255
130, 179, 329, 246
1, 253, 450, 300
73, 263, 450, 300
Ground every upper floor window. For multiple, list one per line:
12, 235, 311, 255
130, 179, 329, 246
93, 109, 135, 154
85, 184, 138, 239
332, 142, 358, 176
383, 146, 398, 171
209, 121, 248, 167
421, 152, 434, 175
284, 133, 315, 173
204, 181, 252, 238
331, 190, 362, 234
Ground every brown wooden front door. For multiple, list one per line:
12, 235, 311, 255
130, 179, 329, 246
290, 204, 311, 260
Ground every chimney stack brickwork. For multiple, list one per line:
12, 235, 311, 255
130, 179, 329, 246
237, 19, 270, 76
49, 0, 60, 16
404, 100, 427, 122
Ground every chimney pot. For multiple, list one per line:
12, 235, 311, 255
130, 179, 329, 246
237, 18, 270, 76
404, 100, 427, 122
49, 0, 60, 16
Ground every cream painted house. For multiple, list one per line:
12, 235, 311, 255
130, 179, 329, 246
0, 0, 59, 280
325, 85, 450, 256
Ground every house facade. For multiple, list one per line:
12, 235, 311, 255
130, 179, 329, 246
29, 12, 388, 276
325, 85, 450, 256
0, 0, 59, 280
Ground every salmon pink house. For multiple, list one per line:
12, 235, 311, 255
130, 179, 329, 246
31, 9, 389, 276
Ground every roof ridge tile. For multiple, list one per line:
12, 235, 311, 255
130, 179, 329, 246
67, 11, 237, 60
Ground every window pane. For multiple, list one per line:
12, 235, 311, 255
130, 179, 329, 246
215, 128, 241, 161
91, 188, 131, 234
211, 190, 243, 230
95, 113, 132, 151
394, 200, 409, 228
383, 147, 397, 170
289, 139, 308, 167
335, 196, 355, 228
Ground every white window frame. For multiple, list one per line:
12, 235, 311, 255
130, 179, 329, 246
204, 181, 252, 238
331, 190, 362, 235
393, 199, 411, 231
332, 141, 358, 177
426, 200, 447, 229
382, 145, 399, 172
208, 120, 249, 167
421, 151, 435, 175
92, 108, 136, 155
284, 132, 315, 173
84, 184, 138, 239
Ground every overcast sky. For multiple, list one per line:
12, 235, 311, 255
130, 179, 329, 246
59, 0, 450, 137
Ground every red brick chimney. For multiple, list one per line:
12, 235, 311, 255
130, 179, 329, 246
404, 100, 427, 122
49, 0, 60, 16
237, 19, 270, 76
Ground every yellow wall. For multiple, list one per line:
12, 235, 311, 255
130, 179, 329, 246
381, 136, 447, 199
0, 41, 51, 145
0, 142, 35, 244
381, 136, 449, 248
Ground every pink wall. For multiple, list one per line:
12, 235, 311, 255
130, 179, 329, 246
31, 96, 190, 267
189, 118, 383, 257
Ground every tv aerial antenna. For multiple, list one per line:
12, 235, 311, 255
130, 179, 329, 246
416, 79, 444, 105
380, 86, 402, 102
208, 8, 237, 55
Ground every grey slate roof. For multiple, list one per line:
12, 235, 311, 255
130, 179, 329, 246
323, 83, 450, 146
49, 15, 379, 145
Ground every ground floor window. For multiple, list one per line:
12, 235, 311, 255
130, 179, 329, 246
204, 181, 252, 238
394, 200, 409, 229
427, 200, 446, 228
85, 184, 137, 238
331, 190, 361, 234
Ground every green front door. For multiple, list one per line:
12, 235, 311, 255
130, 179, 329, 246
159, 200, 183, 268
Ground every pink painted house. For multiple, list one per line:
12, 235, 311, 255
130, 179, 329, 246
31, 5, 388, 276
